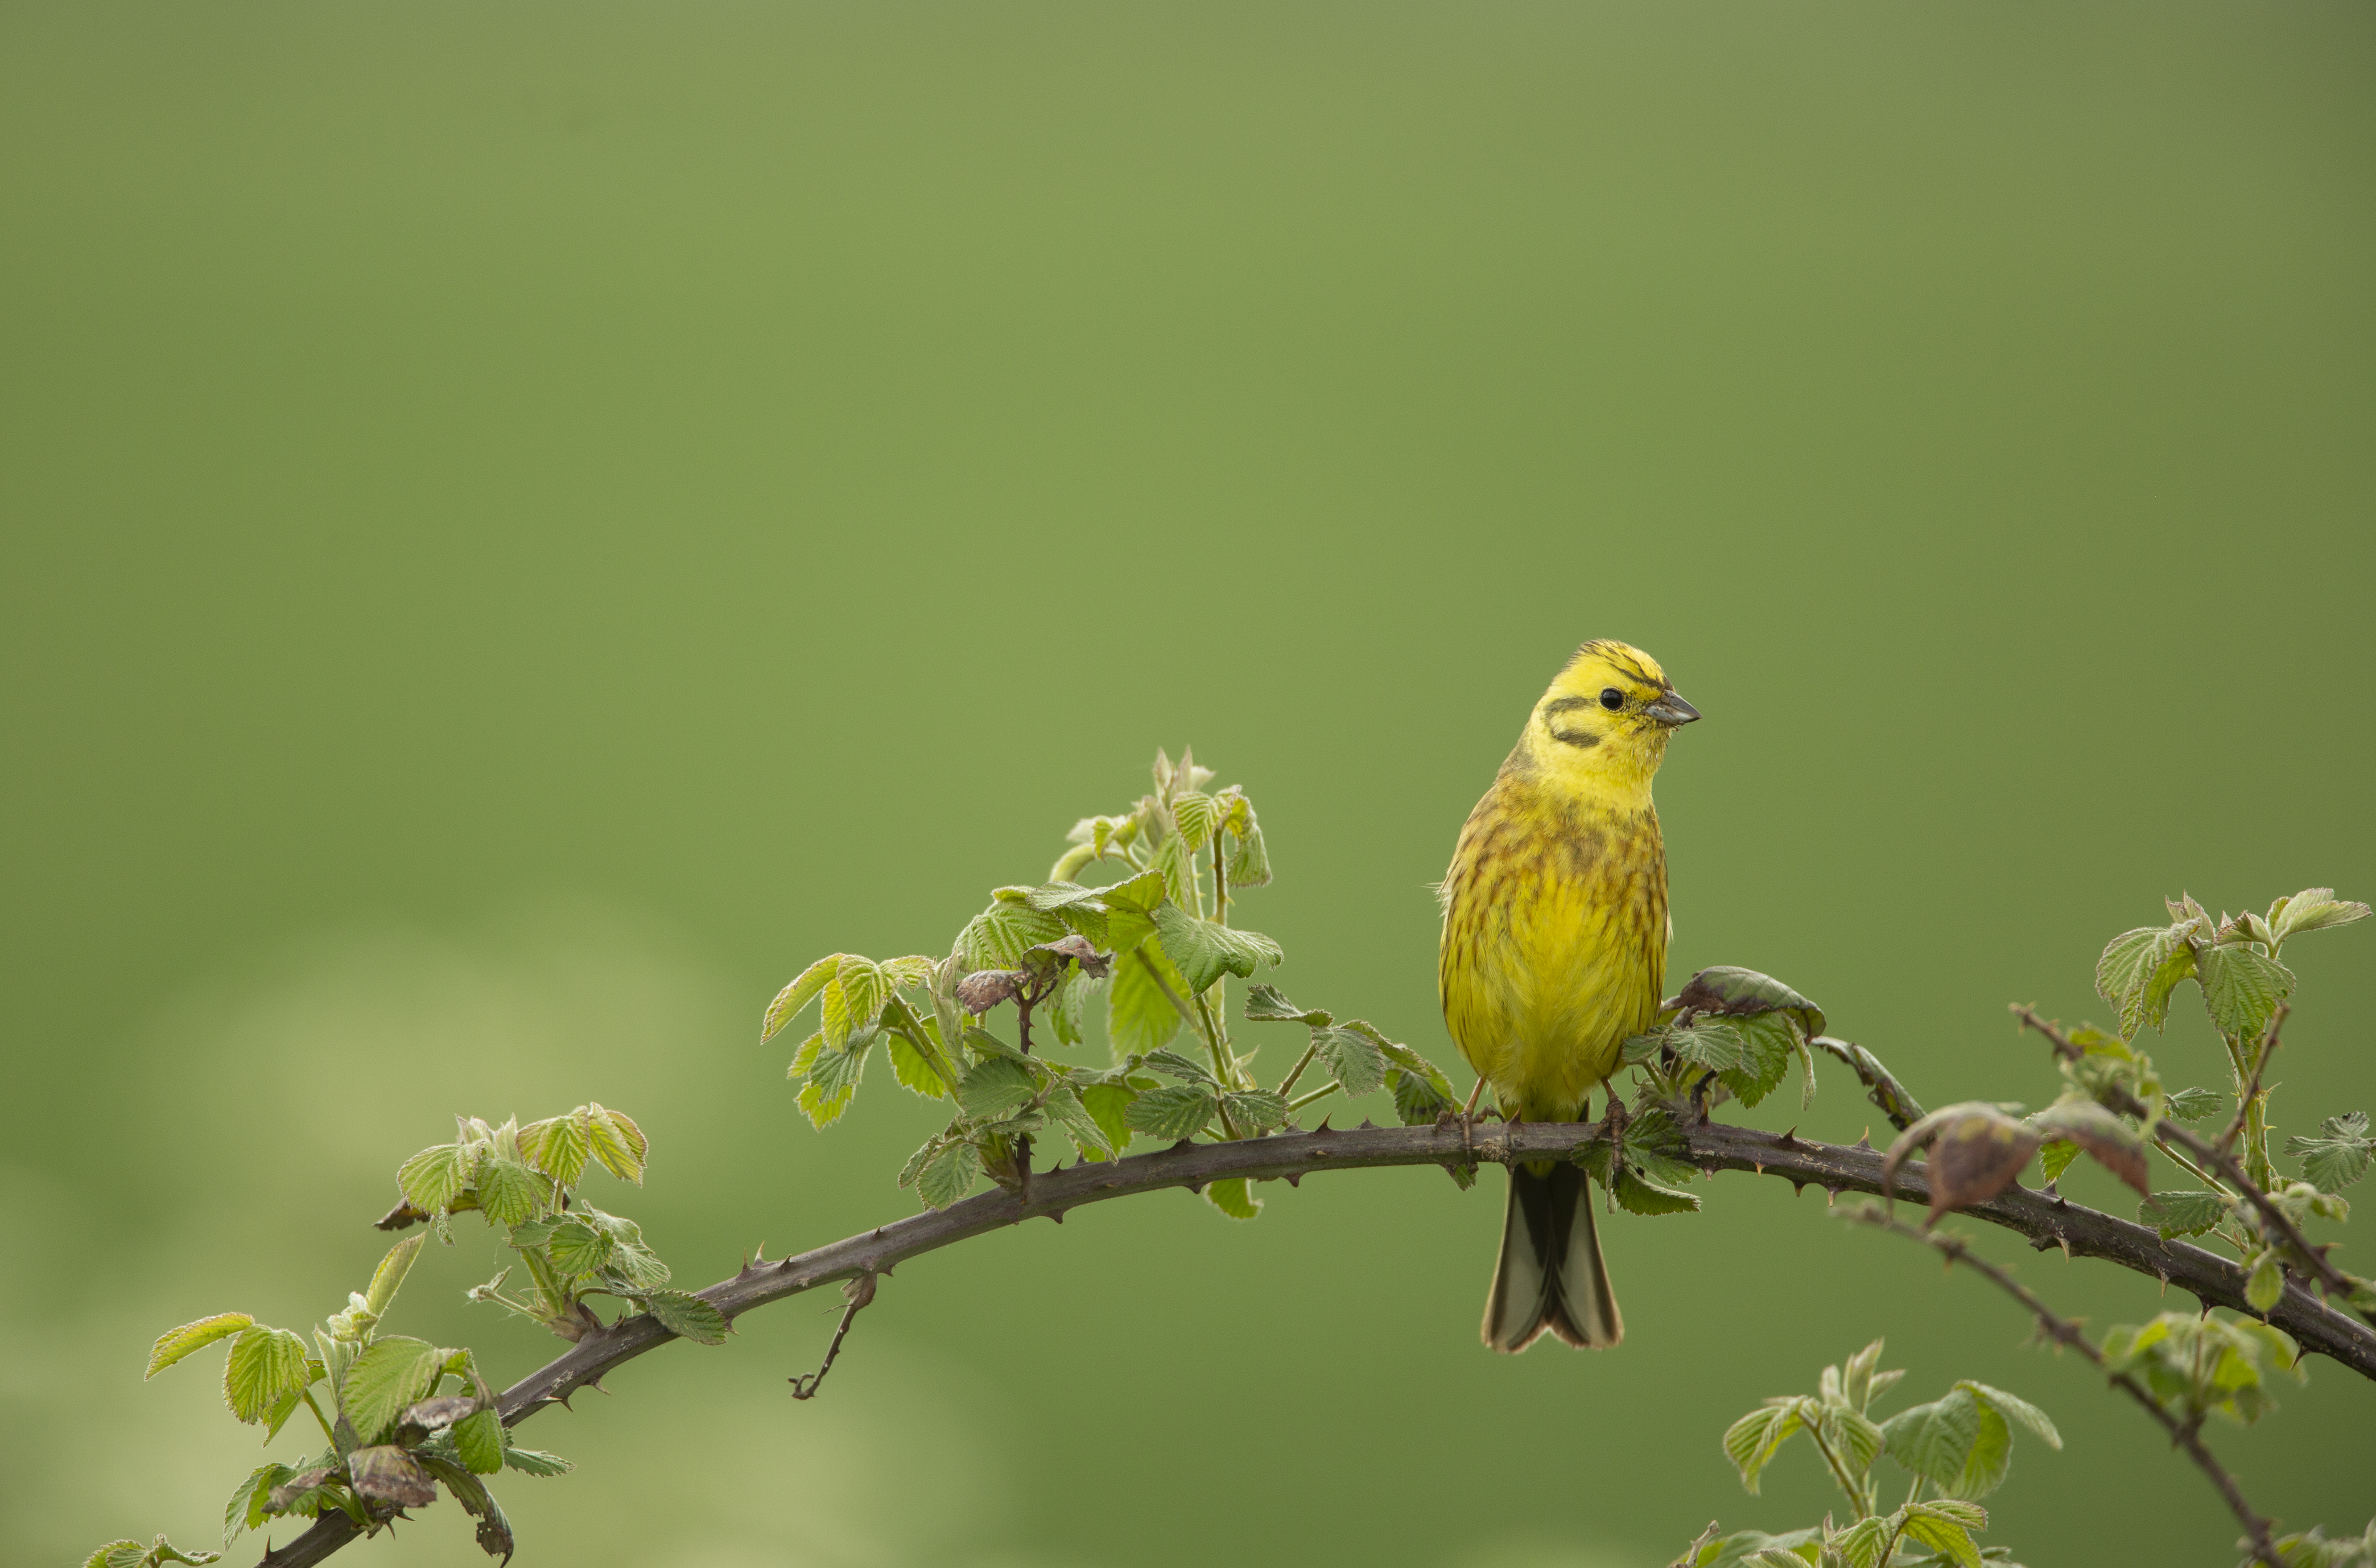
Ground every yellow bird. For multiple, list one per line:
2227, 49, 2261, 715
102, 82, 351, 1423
1438, 639, 1700, 1352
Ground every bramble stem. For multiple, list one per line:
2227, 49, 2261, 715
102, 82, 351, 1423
1843, 1202, 2286, 1568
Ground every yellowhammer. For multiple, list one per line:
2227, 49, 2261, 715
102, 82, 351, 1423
1438, 639, 1700, 1352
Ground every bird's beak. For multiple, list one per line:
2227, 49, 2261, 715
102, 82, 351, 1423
1644, 691, 1701, 727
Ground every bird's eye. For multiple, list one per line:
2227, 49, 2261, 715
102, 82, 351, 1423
1598, 688, 1624, 711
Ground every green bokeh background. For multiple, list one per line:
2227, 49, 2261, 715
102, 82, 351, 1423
5, 4, 2372, 1565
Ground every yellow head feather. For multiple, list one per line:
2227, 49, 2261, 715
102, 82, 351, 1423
1513, 638, 1700, 802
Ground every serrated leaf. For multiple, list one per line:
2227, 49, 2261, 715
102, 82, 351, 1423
361, 1234, 424, 1321
2026, 1099, 2149, 1198
917, 1140, 982, 1209
544, 1218, 614, 1279
1666, 966, 1827, 1043
1614, 1166, 1700, 1215
1940, 1401, 2010, 1499
1143, 1047, 1216, 1083
1152, 904, 1283, 996
1390, 1064, 1458, 1125
957, 1056, 1037, 1121
1204, 1176, 1261, 1219
518, 1108, 593, 1188
1125, 1083, 1218, 1140
1080, 1082, 1139, 1159
2246, 1250, 2286, 1312
1243, 982, 1328, 1026
1312, 1025, 1388, 1097
454, 1407, 504, 1474
223, 1463, 293, 1547
1221, 1089, 1288, 1133
502, 1445, 573, 1477
1044, 1086, 1116, 1163
397, 1144, 467, 1215
1966, 1383, 2059, 1449
2038, 1139, 2080, 1185
2195, 944, 2294, 1046
763, 953, 842, 1042
1109, 939, 1188, 1058
646, 1289, 730, 1345
148, 1313, 254, 1379
474, 1156, 544, 1225
1172, 790, 1221, 852
2271, 888, 2372, 944
889, 1028, 951, 1099
337, 1336, 443, 1443
2164, 1085, 2224, 1123
586, 1103, 647, 1183
221, 1326, 310, 1426
1224, 813, 1272, 889
2140, 1189, 2230, 1238
1721, 1401, 1804, 1494
957, 901, 1068, 973
1899, 1507, 1984, 1568
799, 1033, 874, 1129
2285, 1111, 2372, 1193
1883, 1387, 1984, 1489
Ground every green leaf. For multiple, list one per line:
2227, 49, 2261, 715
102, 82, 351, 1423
501, 1445, 574, 1477
363, 1235, 424, 1320
1172, 789, 1221, 852
1613, 1165, 1700, 1215
1243, 982, 1328, 1026
917, 1140, 982, 1209
349, 1444, 438, 1507
2270, 887, 2372, 944
454, 1407, 504, 1475
1965, 1383, 2059, 1449
1109, 939, 1188, 1059
1048, 966, 1100, 1048
763, 953, 841, 1042
799, 1033, 874, 1129
2247, 1250, 2286, 1312
1204, 1176, 1261, 1219
2164, 1085, 2225, 1123
1221, 1089, 1289, 1133
585, 1103, 648, 1183
889, 1027, 951, 1099
646, 1289, 730, 1345
1143, 1047, 1216, 1083
223, 1463, 294, 1547
147, 1313, 254, 1379
340, 1336, 445, 1444
397, 1144, 467, 1215
2286, 1111, 2372, 1193
2195, 944, 2294, 1045
1312, 1025, 1389, 1097
1721, 1400, 1805, 1494
1152, 904, 1283, 995
1125, 1084, 1218, 1140
1094, 868, 1168, 957
1882, 1388, 1984, 1490
957, 901, 1068, 973
517, 1108, 592, 1188
957, 1057, 1037, 1121
2038, 1139, 2081, 1185
2096, 926, 2164, 1012
1044, 1086, 1116, 1163
1224, 812, 1272, 889
1079, 1082, 1140, 1159
544, 1219, 615, 1279
1899, 1505, 1985, 1568
1389, 1062, 1458, 1125
221, 1325, 310, 1426
474, 1156, 544, 1225
2139, 1189, 2230, 1239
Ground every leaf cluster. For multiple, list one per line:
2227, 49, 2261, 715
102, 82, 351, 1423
1623, 967, 1827, 1113
2100, 1312, 2304, 1428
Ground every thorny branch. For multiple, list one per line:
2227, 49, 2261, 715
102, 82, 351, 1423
252, 1113, 2376, 1568
2218, 1002, 2289, 1161
2010, 1004, 2375, 1330
1843, 1203, 2286, 1568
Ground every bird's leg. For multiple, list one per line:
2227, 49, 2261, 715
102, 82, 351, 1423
1600, 1089, 1629, 1166
1458, 1076, 1489, 1159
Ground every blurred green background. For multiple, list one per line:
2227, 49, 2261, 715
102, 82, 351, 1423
4, 3, 2372, 1565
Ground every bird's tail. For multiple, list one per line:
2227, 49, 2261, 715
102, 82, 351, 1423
1482, 1160, 1623, 1353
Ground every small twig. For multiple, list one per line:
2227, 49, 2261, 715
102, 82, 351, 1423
788, 1272, 877, 1400
2216, 1002, 2289, 1160
1843, 1203, 2285, 1568
1276, 1039, 1321, 1099
2010, 1004, 2372, 1328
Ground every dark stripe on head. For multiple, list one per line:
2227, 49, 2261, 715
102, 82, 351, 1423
1548, 727, 1601, 749
1541, 695, 1596, 716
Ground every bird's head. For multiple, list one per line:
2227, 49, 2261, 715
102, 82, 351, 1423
1522, 639, 1700, 796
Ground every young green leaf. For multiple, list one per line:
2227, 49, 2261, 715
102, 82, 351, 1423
1109, 940, 1188, 1058
1721, 1399, 1807, 1494
585, 1103, 648, 1183
222, 1464, 294, 1547
1882, 1387, 1984, 1491
474, 1156, 544, 1225
1242, 983, 1329, 1026
147, 1313, 254, 1380
1613, 1166, 1701, 1215
454, 1407, 505, 1475
957, 1057, 1037, 1122
501, 1445, 574, 1477
362, 1234, 423, 1320
1224, 811, 1272, 889
337, 1336, 445, 1443
397, 1144, 468, 1216
221, 1326, 310, 1426
645, 1289, 731, 1346
958, 901, 1068, 972
1125, 1084, 1219, 1140
916, 1140, 982, 1210
1220, 1089, 1289, 1133
1044, 1086, 1117, 1163
1152, 903, 1283, 995
1665, 966, 1827, 1043
2269, 887, 2372, 945
889, 1027, 952, 1100
799, 1033, 874, 1129
2246, 1250, 2286, 1313
544, 1219, 615, 1279
2139, 1189, 2230, 1239
2163, 1086, 2225, 1124
1898, 1503, 1986, 1568
1079, 1082, 1140, 1159
763, 953, 842, 1042
1204, 1176, 1262, 1219
1312, 1025, 1388, 1097
2286, 1111, 2372, 1193
2194, 944, 2294, 1046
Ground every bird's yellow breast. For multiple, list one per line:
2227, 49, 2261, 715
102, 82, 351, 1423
1438, 770, 1668, 1123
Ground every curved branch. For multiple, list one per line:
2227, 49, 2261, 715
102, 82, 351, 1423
252, 1115, 2376, 1567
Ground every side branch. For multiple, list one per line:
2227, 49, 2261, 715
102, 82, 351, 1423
252, 1116, 2376, 1567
